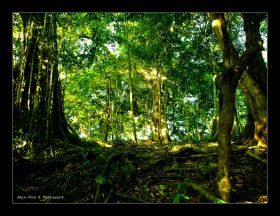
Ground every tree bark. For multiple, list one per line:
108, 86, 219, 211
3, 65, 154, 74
209, 13, 238, 201
215, 72, 237, 201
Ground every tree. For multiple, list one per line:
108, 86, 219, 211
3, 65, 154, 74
238, 14, 267, 148
13, 13, 80, 158
209, 13, 265, 201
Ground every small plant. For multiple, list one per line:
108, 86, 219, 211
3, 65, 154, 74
172, 183, 190, 203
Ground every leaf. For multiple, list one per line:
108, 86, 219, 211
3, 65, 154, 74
209, 162, 217, 168
95, 175, 106, 184
215, 199, 227, 204
172, 193, 181, 203
180, 193, 190, 200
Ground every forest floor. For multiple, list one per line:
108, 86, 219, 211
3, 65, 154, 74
13, 140, 268, 204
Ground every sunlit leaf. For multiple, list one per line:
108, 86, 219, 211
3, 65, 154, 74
180, 194, 190, 200
215, 199, 226, 204
95, 175, 106, 184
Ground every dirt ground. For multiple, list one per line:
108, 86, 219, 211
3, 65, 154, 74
13, 141, 268, 204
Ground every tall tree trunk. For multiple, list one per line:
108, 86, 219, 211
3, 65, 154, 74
20, 14, 42, 131
100, 82, 111, 142
215, 71, 238, 202
152, 70, 160, 141
49, 14, 80, 145
127, 44, 138, 143
158, 71, 169, 143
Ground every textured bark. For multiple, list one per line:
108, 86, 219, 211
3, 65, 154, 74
216, 72, 237, 202
239, 71, 267, 147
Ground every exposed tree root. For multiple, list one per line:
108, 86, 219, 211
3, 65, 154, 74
94, 152, 122, 202
245, 150, 267, 164
231, 144, 267, 164
184, 181, 226, 203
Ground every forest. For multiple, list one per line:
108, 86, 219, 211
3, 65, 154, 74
12, 12, 267, 203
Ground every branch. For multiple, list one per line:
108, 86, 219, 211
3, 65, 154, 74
209, 13, 239, 68
231, 41, 264, 82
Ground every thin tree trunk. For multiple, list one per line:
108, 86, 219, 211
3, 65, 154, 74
211, 75, 219, 139
158, 72, 162, 142
152, 72, 159, 141
127, 43, 137, 143
185, 104, 190, 142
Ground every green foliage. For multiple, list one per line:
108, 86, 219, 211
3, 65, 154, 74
225, 13, 246, 54
172, 193, 181, 203
215, 198, 227, 204
13, 12, 261, 143
232, 87, 248, 140
172, 183, 190, 203
95, 175, 106, 185
198, 163, 216, 173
